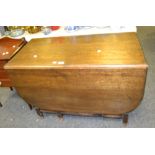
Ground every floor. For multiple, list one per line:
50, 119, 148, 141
0, 26, 155, 128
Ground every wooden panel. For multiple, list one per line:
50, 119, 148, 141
16, 88, 141, 115
7, 67, 147, 115
0, 69, 9, 79
0, 37, 26, 88
4, 33, 147, 69
0, 60, 7, 69
0, 37, 26, 60
0, 79, 12, 87
8, 68, 146, 89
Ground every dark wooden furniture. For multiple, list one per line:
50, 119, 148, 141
0, 37, 26, 107
4, 33, 148, 123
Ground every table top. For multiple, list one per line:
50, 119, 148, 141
0, 37, 26, 60
5, 32, 148, 69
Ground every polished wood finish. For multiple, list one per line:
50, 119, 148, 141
5, 33, 148, 121
5, 33, 147, 69
0, 37, 26, 60
0, 37, 26, 87
6, 68, 147, 115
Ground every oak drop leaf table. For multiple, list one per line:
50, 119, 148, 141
4, 33, 148, 123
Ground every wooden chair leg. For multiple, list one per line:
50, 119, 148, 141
0, 102, 2, 107
10, 87, 13, 91
122, 113, 128, 124
36, 109, 44, 117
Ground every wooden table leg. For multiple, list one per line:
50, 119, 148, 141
10, 87, 13, 91
57, 113, 64, 120
36, 109, 44, 117
28, 104, 33, 110
0, 102, 2, 107
122, 113, 128, 124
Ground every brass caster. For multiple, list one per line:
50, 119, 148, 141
36, 109, 44, 117
122, 114, 128, 124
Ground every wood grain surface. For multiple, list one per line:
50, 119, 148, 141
5, 33, 147, 69
0, 37, 26, 60
5, 33, 148, 115
0, 37, 26, 87
7, 67, 147, 115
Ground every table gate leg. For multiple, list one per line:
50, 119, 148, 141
0, 102, 2, 107
36, 109, 44, 117
122, 113, 128, 124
